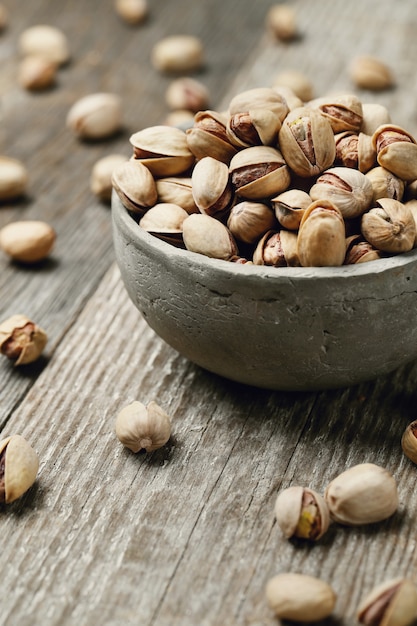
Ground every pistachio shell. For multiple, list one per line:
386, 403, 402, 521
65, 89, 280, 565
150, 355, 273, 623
0, 434, 39, 503
310, 166, 373, 218
111, 159, 158, 214
361, 198, 415, 253
229, 145, 290, 200
115, 401, 171, 453
228, 87, 289, 122
130, 125, 195, 177
271, 188, 311, 230
182, 213, 238, 260
365, 166, 404, 203
266, 573, 336, 621
0, 314, 47, 365
139, 203, 188, 247
253, 229, 300, 267
186, 110, 238, 164
309, 93, 363, 133
156, 177, 198, 214
227, 201, 277, 244
66, 93, 122, 140
401, 420, 417, 464
373, 124, 417, 181
297, 200, 346, 267
275, 485, 330, 540
191, 156, 233, 218
344, 235, 382, 265
357, 578, 417, 626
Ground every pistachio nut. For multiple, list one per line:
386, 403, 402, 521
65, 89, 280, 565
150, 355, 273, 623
18, 55, 57, 91
151, 35, 204, 73
191, 156, 233, 219
274, 485, 330, 541
0, 156, 28, 201
344, 235, 382, 265
272, 85, 303, 111
228, 87, 289, 123
139, 202, 188, 247
253, 229, 300, 267
18, 24, 70, 65
0, 314, 47, 366
324, 462, 399, 525
66, 93, 123, 140
265, 573, 336, 622
111, 159, 157, 215
405, 199, 417, 246
229, 145, 290, 200
265, 4, 298, 42
401, 420, 417, 465
130, 125, 195, 177
227, 201, 277, 244
334, 131, 376, 173
114, 0, 148, 25
372, 124, 417, 181
182, 213, 238, 260
115, 400, 171, 453
155, 177, 198, 214
271, 188, 311, 230
350, 55, 394, 91
309, 93, 363, 133
357, 578, 417, 626
365, 166, 405, 203
0, 220, 56, 263
297, 200, 346, 267
186, 110, 238, 164
361, 103, 391, 136
0, 435, 39, 503
90, 154, 127, 202
310, 166, 373, 219
361, 198, 415, 254
165, 77, 209, 113
278, 107, 336, 178
273, 70, 314, 103
226, 108, 281, 148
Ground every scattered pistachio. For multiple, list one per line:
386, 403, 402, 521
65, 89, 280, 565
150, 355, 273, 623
115, 400, 171, 453
66, 93, 123, 140
401, 420, 417, 464
0, 156, 28, 200
114, 0, 148, 24
165, 77, 209, 113
0, 435, 39, 503
0, 220, 56, 263
90, 154, 127, 202
324, 462, 399, 525
349, 55, 394, 91
0, 314, 47, 365
357, 578, 417, 626
18, 24, 70, 66
151, 35, 204, 73
18, 55, 57, 91
273, 70, 314, 102
266, 4, 298, 42
265, 573, 336, 621
274, 485, 330, 541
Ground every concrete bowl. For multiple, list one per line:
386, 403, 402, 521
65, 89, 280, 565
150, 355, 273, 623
112, 193, 417, 391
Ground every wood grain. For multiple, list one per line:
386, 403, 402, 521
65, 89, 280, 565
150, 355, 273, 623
1, 0, 417, 624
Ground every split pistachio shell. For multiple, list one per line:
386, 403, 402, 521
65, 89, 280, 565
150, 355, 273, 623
253, 229, 300, 267
344, 235, 382, 265
227, 201, 277, 244
90, 154, 128, 202
334, 132, 376, 173
324, 462, 399, 525
226, 108, 282, 148
297, 200, 346, 267
115, 400, 171, 453
0, 314, 47, 365
229, 145, 290, 200
265, 573, 336, 622
365, 166, 405, 203
186, 110, 238, 164
372, 124, 417, 181
139, 203, 188, 247
357, 578, 417, 626
310, 166, 373, 218
165, 77, 209, 113
111, 159, 157, 215
401, 420, 417, 464
350, 55, 394, 91
182, 213, 238, 260
361, 103, 391, 136
0, 435, 39, 503
151, 35, 204, 73
67, 93, 123, 140
0, 156, 28, 200
155, 177, 198, 214
274, 485, 330, 541
228, 87, 289, 122
278, 107, 336, 178
0, 220, 55, 263
272, 85, 303, 111
405, 199, 417, 246
265, 4, 298, 42
18, 55, 57, 91
130, 125, 194, 177
309, 93, 363, 133
361, 198, 415, 254
271, 188, 311, 230
18, 24, 70, 65
191, 156, 233, 218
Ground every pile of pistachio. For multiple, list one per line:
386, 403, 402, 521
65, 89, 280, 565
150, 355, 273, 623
112, 87, 417, 267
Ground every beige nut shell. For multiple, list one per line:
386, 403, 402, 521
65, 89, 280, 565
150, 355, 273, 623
266, 572, 336, 621
357, 578, 417, 626
0, 435, 39, 503
0, 220, 55, 263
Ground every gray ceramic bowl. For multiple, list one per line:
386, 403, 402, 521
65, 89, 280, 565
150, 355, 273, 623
112, 193, 417, 391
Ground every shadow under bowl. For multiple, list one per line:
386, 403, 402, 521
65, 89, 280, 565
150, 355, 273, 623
112, 193, 417, 391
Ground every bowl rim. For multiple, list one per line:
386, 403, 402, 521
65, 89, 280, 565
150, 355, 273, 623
112, 191, 417, 280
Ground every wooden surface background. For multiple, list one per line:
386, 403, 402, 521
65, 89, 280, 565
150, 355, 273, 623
1, 1, 417, 625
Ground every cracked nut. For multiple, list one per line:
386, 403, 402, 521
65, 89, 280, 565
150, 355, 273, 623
151, 35, 204, 73
372, 124, 417, 181
115, 400, 171, 453
297, 200, 346, 267
182, 213, 238, 260
67, 93, 123, 140
253, 229, 299, 267
227, 201, 277, 245
401, 420, 417, 464
274, 485, 330, 541
186, 110, 238, 164
18, 24, 70, 65
114, 0, 148, 24
357, 578, 417, 626
361, 198, 415, 254
324, 462, 399, 525
310, 166, 373, 219
139, 202, 188, 247
265, 573, 336, 622
0, 435, 39, 503
191, 156, 233, 218
18, 55, 57, 91
111, 159, 157, 215
130, 125, 194, 177
90, 154, 127, 202
0, 220, 55, 263
0, 315, 47, 365
349, 55, 394, 91
165, 77, 209, 113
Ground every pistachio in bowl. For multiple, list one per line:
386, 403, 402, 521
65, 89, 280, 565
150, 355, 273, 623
111, 87, 417, 391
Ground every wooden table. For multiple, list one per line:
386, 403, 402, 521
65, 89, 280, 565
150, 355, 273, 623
1, 1, 417, 624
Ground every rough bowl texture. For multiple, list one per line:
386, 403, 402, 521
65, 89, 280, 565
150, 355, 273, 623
112, 193, 417, 391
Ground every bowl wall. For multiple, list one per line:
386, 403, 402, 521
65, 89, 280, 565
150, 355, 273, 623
112, 194, 417, 390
